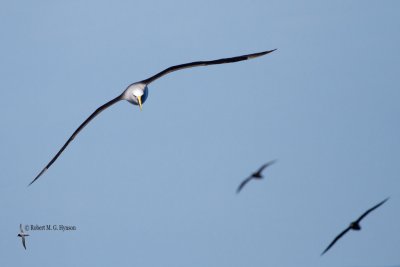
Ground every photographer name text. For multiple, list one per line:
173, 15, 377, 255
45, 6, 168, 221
25, 224, 77, 232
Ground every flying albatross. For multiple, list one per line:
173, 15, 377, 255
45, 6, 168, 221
236, 160, 277, 193
29, 49, 276, 186
17, 224, 29, 250
321, 197, 389, 255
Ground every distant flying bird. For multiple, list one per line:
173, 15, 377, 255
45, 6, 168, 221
28, 49, 276, 186
236, 160, 277, 193
17, 224, 29, 250
321, 197, 389, 255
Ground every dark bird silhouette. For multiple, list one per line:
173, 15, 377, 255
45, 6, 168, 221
321, 197, 389, 255
17, 224, 29, 250
236, 160, 277, 193
28, 49, 276, 186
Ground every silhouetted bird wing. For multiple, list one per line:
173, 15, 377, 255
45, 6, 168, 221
356, 197, 389, 223
20, 224, 23, 233
21, 236, 26, 250
29, 95, 123, 186
321, 226, 351, 255
236, 176, 254, 194
254, 160, 277, 176
141, 49, 277, 85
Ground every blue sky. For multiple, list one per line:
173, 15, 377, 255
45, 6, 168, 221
1, 0, 399, 266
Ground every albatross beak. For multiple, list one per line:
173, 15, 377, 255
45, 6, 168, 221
138, 95, 143, 111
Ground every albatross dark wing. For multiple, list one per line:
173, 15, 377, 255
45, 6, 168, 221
141, 49, 277, 85
355, 197, 389, 223
236, 176, 254, 194
255, 160, 277, 176
29, 95, 123, 186
321, 226, 351, 255
21, 236, 27, 250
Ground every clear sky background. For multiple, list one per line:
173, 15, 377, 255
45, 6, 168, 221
0, 0, 399, 266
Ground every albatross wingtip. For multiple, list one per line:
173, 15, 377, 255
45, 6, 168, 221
264, 48, 277, 55
28, 168, 47, 187
247, 48, 277, 59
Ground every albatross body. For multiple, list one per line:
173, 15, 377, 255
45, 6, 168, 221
29, 49, 276, 186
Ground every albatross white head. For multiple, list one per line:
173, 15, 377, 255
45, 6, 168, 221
122, 82, 149, 111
